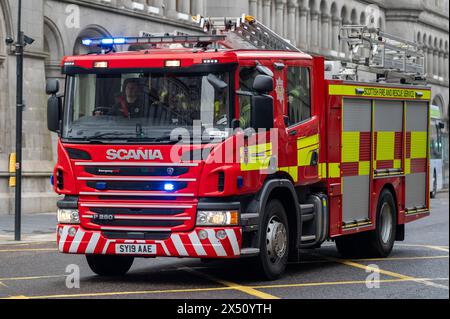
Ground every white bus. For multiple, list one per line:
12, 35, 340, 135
430, 104, 445, 198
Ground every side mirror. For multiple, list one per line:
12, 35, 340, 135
253, 75, 274, 94
438, 122, 445, 130
46, 79, 60, 95
207, 74, 228, 91
251, 94, 274, 130
47, 96, 62, 133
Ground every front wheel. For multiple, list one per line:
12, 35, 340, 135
254, 199, 289, 280
86, 255, 134, 277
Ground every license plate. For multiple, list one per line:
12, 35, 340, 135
115, 244, 156, 255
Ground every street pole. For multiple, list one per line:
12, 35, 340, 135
15, 0, 23, 241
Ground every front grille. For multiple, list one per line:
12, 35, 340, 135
85, 166, 188, 176
91, 207, 184, 216
91, 219, 184, 227
87, 181, 187, 191
102, 231, 171, 240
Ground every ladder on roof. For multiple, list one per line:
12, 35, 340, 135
192, 14, 302, 52
338, 25, 426, 82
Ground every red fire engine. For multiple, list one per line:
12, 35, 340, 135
46, 16, 431, 279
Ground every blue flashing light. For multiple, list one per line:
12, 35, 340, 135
114, 38, 126, 44
237, 176, 244, 189
82, 39, 92, 46
95, 182, 107, 190
101, 38, 114, 45
164, 183, 175, 192
50, 175, 54, 186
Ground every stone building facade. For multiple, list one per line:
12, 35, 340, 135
0, 0, 448, 214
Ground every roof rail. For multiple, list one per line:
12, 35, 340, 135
193, 14, 302, 52
338, 25, 426, 83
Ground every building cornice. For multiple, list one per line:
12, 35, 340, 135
57, 0, 202, 32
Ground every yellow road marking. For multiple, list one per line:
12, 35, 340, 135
182, 267, 279, 300
295, 255, 449, 264
320, 255, 449, 290
250, 278, 449, 289
396, 244, 449, 252
0, 248, 57, 253
4, 277, 448, 300
3, 286, 233, 299
0, 275, 65, 282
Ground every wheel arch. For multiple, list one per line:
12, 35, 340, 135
253, 179, 301, 250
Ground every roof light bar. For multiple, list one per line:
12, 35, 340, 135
81, 35, 227, 47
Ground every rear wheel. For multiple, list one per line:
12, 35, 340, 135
336, 189, 397, 258
254, 199, 289, 280
86, 255, 134, 277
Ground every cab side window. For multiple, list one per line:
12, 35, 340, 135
238, 67, 259, 129
286, 66, 311, 126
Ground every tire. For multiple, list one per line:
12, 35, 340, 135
254, 199, 289, 280
336, 189, 397, 258
430, 170, 437, 199
86, 255, 134, 277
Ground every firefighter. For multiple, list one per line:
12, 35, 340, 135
109, 78, 147, 118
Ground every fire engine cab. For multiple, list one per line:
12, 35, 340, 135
47, 15, 431, 279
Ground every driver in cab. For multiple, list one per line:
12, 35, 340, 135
105, 78, 148, 118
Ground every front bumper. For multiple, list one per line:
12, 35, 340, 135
57, 225, 242, 258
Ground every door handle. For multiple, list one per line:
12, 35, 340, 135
310, 150, 319, 166
289, 130, 297, 136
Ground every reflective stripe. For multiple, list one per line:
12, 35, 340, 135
69, 230, 85, 253
376, 132, 395, 161
225, 229, 240, 256
85, 233, 100, 254
206, 229, 227, 257
359, 161, 370, 176
342, 132, 360, 163
240, 143, 273, 171
171, 234, 188, 256
158, 241, 171, 256
188, 232, 207, 256
410, 131, 427, 159
329, 84, 431, 100
58, 227, 69, 252
102, 240, 111, 254
297, 134, 319, 149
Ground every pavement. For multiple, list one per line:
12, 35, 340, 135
0, 192, 447, 299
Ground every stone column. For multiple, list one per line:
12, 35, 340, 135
287, 1, 297, 45
445, 53, 449, 82
275, 1, 286, 36
191, 0, 205, 16
321, 14, 330, 51
249, 0, 258, 16
298, 6, 308, 48
310, 10, 319, 50
179, 0, 190, 14
166, 0, 177, 16
263, 0, 272, 27
439, 51, 444, 79
427, 48, 434, 77
433, 49, 439, 78
331, 17, 340, 52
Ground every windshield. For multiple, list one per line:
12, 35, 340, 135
430, 120, 442, 159
63, 71, 230, 142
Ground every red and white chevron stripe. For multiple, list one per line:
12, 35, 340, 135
57, 225, 242, 258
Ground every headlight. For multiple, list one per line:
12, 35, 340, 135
196, 210, 239, 226
57, 209, 80, 224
